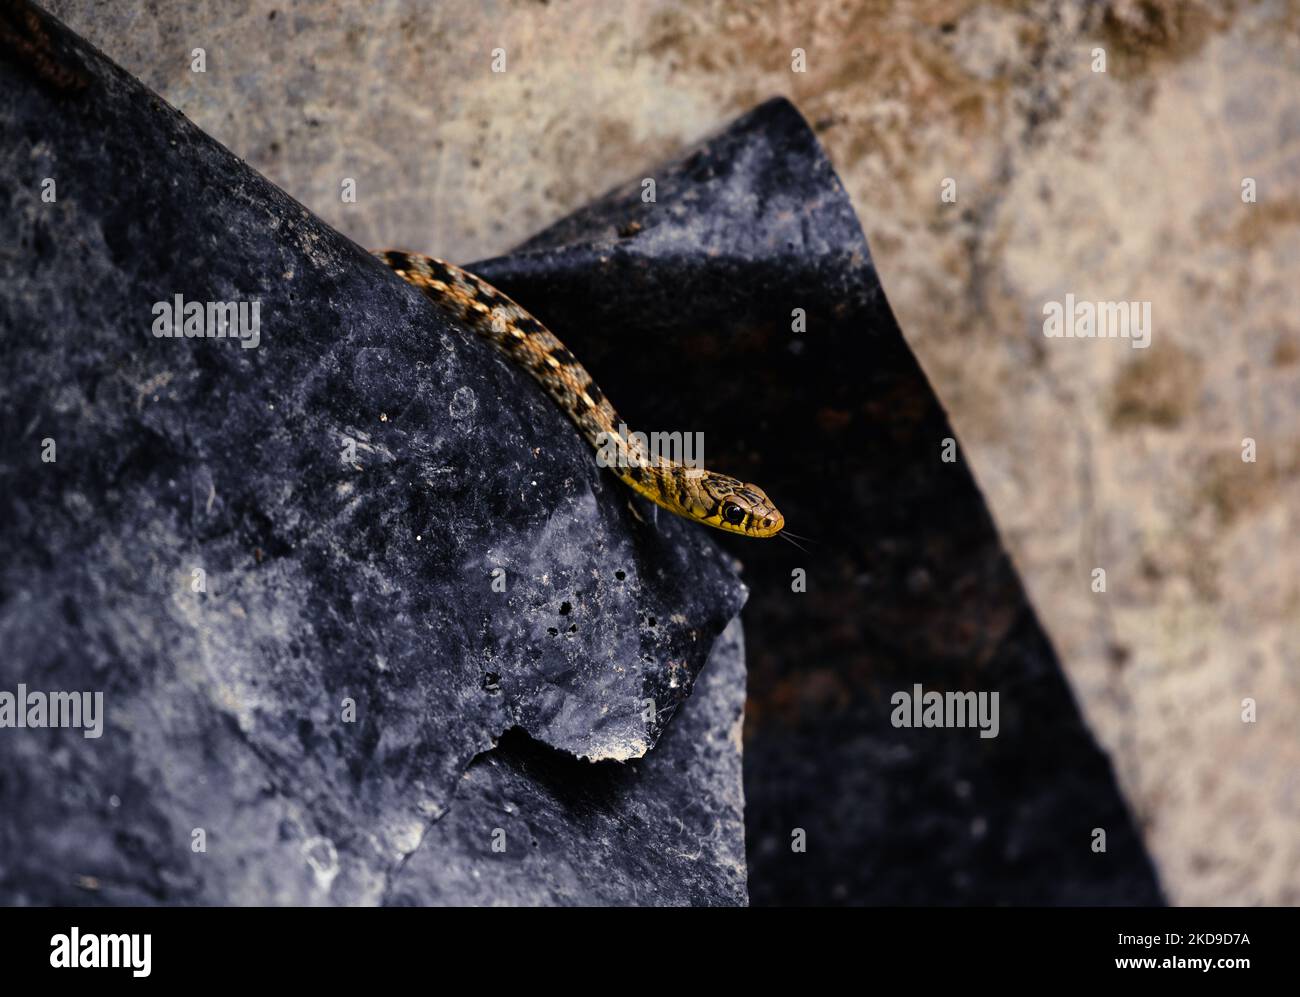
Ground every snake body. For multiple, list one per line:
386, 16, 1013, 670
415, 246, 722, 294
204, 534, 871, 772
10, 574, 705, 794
375, 250, 783, 538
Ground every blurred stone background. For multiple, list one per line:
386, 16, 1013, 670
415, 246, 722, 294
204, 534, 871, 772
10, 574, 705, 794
44, 0, 1299, 905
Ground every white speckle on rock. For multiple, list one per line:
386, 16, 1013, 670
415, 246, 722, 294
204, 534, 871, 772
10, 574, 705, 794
303, 835, 339, 889
450, 386, 477, 421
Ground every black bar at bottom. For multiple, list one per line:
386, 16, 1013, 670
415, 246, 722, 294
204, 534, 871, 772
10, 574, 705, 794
0, 906, 1286, 983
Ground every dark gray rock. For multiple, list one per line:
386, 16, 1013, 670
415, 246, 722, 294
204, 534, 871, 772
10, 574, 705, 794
387, 620, 747, 906
0, 4, 745, 905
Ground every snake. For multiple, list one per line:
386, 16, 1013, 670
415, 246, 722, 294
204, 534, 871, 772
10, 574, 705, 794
374, 251, 784, 538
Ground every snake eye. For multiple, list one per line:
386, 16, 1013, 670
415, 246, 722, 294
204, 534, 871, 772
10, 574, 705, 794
722, 502, 746, 526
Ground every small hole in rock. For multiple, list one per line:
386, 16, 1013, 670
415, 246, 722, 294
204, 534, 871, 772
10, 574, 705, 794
615, 570, 626, 580
559, 601, 572, 615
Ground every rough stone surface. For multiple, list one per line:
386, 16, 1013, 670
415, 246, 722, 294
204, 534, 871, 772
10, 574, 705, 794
51, 0, 1296, 908
15, 0, 1273, 906
388, 620, 748, 906
0, 6, 746, 905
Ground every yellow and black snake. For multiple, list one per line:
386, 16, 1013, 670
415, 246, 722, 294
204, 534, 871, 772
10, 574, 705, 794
375, 251, 784, 538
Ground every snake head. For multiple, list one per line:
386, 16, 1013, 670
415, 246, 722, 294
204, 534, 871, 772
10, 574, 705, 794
706, 477, 784, 538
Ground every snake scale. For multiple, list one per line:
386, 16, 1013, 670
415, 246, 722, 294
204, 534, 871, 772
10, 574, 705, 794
375, 251, 784, 538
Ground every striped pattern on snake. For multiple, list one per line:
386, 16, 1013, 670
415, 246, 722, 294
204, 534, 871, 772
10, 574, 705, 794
375, 250, 784, 538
